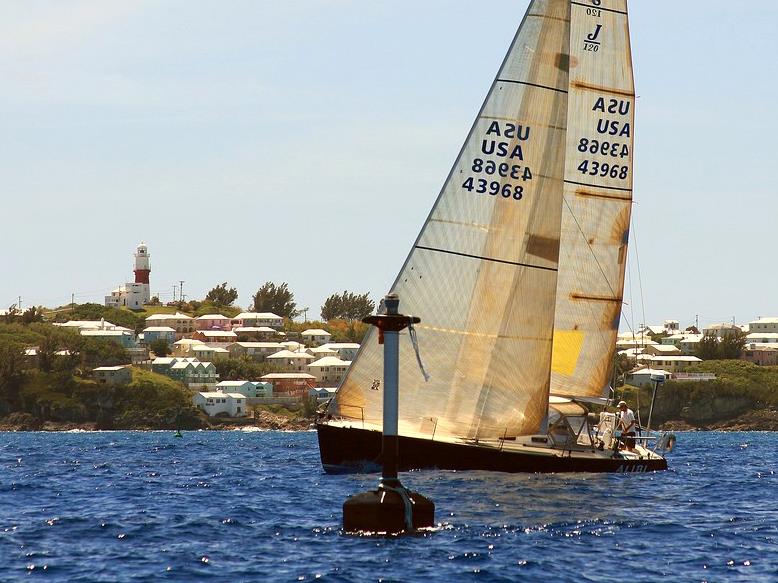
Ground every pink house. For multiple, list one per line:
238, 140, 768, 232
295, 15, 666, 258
195, 314, 232, 331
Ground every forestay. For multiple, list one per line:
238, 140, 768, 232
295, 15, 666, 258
329, 0, 571, 440
551, 0, 635, 397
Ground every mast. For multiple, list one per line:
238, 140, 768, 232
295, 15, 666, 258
551, 0, 636, 397
330, 0, 571, 441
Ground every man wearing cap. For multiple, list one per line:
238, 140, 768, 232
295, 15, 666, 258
617, 401, 636, 452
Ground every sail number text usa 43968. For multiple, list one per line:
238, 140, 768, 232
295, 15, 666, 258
462, 121, 533, 202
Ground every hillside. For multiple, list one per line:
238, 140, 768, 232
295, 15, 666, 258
619, 360, 778, 430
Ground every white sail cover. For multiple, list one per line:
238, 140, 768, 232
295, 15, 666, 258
329, 0, 571, 440
551, 0, 635, 397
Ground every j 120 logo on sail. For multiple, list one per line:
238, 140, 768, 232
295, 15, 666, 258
584, 24, 603, 53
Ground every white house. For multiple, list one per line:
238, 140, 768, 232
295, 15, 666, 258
702, 322, 741, 339
93, 365, 131, 385
635, 355, 702, 373
309, 387, 337, 403
745, 332, 778, 344
748, 317, 778, 334
227, 342, 285, 361
191, 344, 230, 362
307, 356, 351, 384
267, 350, 316, 372
301, 328, 332, 347
145, 313, 195, 338
193, 392, 247, 417
231, 312, 284, 330
625, 368, 671, 388
321, 343, 360, 361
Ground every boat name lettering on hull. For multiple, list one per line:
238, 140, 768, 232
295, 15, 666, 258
617, 464, 648, 473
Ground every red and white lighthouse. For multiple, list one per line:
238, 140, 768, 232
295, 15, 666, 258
134, 242, 151, 285
104, 242, 152, 310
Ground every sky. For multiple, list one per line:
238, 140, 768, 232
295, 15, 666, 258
1, 0, 776, 327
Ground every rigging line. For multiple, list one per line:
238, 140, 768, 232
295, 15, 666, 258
561, 196, 619, 354
631, 216, 648, 351
561, 196, 617, 299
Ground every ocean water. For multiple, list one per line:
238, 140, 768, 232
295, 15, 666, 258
0, 431, 776, 582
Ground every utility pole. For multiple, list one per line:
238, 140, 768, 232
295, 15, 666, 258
302, 307, 309, 322
172, 284, 177, 302
17, 296, 21, 312
71, 293, 75, 314
179, 281, 185, 304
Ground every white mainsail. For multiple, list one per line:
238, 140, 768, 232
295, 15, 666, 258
330, 0, 571, 440
551, 0, 635, 397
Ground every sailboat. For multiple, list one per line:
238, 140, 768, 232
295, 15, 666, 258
317, 0, 671, 473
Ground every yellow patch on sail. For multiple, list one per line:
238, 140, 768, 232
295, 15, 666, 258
551, 330, 584, 376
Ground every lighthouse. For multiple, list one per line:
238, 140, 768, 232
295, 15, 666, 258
104, 242, 152, 310
134, 242, 151, 285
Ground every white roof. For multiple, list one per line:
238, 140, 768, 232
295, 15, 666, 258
640, 355, 702, 362
192, 344, 214, 351
703, 322, 739, 329
629, 368, 671, 376
229, 342, 284, 349
172, 362, 193, 369
267, 350, 315, 360
302, 329, 331, 336
232, 326, 276, 333
153, 357, 176, 365
198, 392, 244, 399
81, 330, 128, 337
308, 356, 350, 367
198, 330, 237, 337
321, 343, 361, 349
680, 334, 703, 343
196, 314, 230, 320
94, 365, 129, 372
57, 320, 117, 329
261, 373, 316, 380
146, 312, 193, 321
280, 341, 304, 349
216, 380, 252, 387
746, 332, 778, 339
310, 346, 337, 353
647, 345, 681, 353
749, 317, 778, 325
143, 326, 176, 332
234, 312, 282, 320
174, 338, 201, 345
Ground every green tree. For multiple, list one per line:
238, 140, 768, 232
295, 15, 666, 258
720, 329, 747, 360
21, 306, 44, 324
695, 334, 720, 360
320, 291, 375, 322
148, 339, 171, 357
251, 282, 298, 319
205, 282, 239, 307
0, 339, 26, 412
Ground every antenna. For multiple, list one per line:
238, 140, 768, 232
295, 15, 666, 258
179, 281, 185, 304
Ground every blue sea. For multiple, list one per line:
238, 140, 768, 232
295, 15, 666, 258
0, 431, 776, 582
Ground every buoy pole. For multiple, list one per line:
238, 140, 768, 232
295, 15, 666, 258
342, 293, 434, 535
381, 296, 400, 485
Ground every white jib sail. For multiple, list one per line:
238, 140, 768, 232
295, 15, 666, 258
551, 0, 635, 398
330, 0, 571, 440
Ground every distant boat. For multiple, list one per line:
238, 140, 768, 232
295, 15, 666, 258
318, 0, 671, 473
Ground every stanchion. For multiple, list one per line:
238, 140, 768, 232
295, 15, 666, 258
342, 293, 434, 534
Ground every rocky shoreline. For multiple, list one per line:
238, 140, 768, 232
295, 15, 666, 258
2, 410, 777, 433
0, 411, 315, 432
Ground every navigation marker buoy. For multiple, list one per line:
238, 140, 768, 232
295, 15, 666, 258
342, 294, 434, 535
